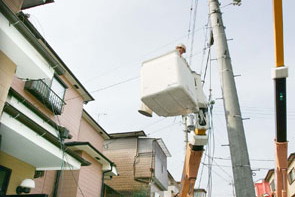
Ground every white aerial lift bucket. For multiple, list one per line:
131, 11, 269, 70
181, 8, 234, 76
140, 50, 203, 117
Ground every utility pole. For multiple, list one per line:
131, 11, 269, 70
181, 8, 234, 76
272, 0, 288, 196
208, 0, 255, 196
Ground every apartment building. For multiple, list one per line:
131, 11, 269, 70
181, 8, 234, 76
103, 131, 171, 197
264, 153, 295, 197
0, 1, 117, 196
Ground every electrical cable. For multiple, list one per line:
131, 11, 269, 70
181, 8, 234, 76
63, 154, 87, 197
212, 160, 233, 179
211, 156, 274, 162
49, 97, 69, 197
206, 104, 215, 196
36, 81, 87, 197
188, 0, 199, 66
79, 26, 205, 88
140, 117, 167, 130
202, 162, 273, 171
147, 122, 180, 136
197, 147, 207, 189
187, 0, 194, 44
202, 48, 211, 86
202, 163, 232, 185
196, 27, 215, 193
17, 24, 206, 107
199, 16, 211, 75
205, 42, 216, 196
65, 76, 139, 101
220, 3, 234, 9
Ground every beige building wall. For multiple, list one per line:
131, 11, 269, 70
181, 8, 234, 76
78, 117, 105, 152
104, 138, 147, 194
55, 152, 104, 197
31, 171, 56, 195
134, 154, 152, 178
2, 0, 24, 13
76, 152, 103, 197
288, 159, 295, 197
58, 76, 84, 141
0, 152, 35, 195
57, 170, 80, 197
0, 51, 16, 114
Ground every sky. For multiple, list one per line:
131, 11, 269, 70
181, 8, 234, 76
26, 0, 295, 196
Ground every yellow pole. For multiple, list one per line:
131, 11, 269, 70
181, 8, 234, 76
273, 0, 284, 67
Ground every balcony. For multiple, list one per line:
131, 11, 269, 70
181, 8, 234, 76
24, 79, 65, 115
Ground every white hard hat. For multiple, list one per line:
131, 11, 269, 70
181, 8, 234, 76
176, 43, 186, 52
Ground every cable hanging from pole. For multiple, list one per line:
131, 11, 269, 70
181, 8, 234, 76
188, 0, 199, 67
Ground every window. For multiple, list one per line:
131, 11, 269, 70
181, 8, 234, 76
50, 77, 66, 100
0, 165, 11, 195
48, 77, 67, 112
288, 168, 295, 185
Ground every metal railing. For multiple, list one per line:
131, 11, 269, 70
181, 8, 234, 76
24, 79, 66, 115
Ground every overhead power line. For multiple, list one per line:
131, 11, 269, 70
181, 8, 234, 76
65, 76, 139, 101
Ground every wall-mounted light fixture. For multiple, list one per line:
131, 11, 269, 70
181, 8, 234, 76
16, 179, 35, 194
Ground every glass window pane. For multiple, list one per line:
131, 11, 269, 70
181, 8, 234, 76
0, 166, 11, 195
51, 77, 65, 99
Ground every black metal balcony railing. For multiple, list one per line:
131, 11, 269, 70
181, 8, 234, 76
24, 79, 66, 115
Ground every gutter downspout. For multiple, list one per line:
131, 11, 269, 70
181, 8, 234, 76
53, 134, 66, 197
100, 164, 114, 197
53, 170, 61, 197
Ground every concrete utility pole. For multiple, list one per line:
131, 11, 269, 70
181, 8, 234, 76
208, 0, 255, 196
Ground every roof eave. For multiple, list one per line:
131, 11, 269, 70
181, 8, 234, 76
82, 109, 111, 139
109, 130, 146, 139
0, 4, 94, 103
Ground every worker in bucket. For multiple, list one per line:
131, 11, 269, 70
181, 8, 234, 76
176, 43, 190, 67
176, 43, 186, 56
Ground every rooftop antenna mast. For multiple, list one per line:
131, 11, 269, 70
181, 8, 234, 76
208, 0, 255, 196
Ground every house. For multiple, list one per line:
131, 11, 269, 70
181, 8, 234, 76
265, 169, 275, 196
193, 189, 207, 197
103, 131, 171, 197
255, 180, 271, 197
264, 152, 295, 197
163, 172, 180, 197
0, 1, 117, 196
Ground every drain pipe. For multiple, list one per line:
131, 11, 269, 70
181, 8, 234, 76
100, 165, 114, 197
52, 170, 61, 197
